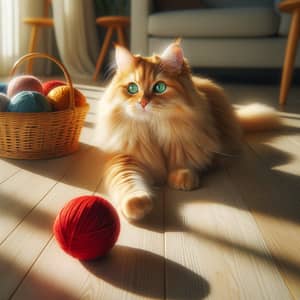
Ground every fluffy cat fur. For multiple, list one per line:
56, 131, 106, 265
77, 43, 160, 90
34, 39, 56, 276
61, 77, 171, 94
96, 41, 280, 220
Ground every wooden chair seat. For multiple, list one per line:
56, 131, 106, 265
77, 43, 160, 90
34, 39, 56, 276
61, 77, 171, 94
23, 18, 54, 27
96, 16, 130, 28
278, 0, 300, 13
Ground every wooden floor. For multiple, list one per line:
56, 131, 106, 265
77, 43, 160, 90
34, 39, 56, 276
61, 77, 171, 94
1, 82, 300, 300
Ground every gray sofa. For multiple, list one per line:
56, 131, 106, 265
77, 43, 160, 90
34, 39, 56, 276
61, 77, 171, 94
130, 0, 300, 69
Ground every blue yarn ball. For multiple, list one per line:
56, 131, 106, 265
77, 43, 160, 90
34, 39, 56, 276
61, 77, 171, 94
0, 93, 10, 112
0, 82, 7, 94
8, 91, 52, 113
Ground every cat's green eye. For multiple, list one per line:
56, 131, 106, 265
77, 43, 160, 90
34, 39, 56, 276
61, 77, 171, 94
127, 82, 139, 95
153, 81, 167, 94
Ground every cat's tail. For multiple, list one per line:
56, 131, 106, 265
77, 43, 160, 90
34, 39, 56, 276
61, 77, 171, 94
235, 103, 281, 133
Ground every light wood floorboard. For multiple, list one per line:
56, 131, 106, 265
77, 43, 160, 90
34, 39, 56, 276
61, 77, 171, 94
0, 83, 300, 299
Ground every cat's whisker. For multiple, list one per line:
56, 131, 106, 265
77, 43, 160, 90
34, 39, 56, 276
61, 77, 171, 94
212, 151, 238, 157
103, 61, 117, 80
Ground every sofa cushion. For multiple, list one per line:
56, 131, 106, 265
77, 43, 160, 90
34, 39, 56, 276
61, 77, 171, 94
203, 0, 273, 8
278, 14, 290, 36
154, 0, 206, 12
148, 7, 280, 38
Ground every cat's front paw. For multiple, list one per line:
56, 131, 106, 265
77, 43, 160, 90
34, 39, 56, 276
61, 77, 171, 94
168, 168, 200, 191
121, 194, 153, 221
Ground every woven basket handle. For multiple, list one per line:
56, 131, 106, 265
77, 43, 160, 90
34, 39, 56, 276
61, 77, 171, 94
9, 52, 75, 110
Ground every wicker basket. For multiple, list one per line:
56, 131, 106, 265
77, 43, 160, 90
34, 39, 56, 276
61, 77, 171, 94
0, 52, 89, 159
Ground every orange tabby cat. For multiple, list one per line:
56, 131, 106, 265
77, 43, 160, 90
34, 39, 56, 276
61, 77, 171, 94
96, 41, 279, 220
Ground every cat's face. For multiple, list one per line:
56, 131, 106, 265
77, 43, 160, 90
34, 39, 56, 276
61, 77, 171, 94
109, 42, 192, 121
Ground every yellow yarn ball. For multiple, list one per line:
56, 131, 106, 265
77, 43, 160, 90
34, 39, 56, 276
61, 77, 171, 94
47, 86, 86, 111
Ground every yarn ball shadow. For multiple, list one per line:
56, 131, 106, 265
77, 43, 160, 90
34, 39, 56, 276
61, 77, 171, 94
82, 245, 210, 299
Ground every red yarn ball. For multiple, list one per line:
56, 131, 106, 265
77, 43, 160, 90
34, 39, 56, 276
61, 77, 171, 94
43, 80, 66, 95
53, 196, 120, 260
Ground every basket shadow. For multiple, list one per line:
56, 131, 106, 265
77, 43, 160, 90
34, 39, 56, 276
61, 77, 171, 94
0, 190, 55, 241
1, 143, 107, 192
82, 245, 210, 299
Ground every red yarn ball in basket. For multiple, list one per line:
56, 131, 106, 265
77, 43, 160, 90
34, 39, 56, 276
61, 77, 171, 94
53, 196, 120, 260
43, 80, 66, 95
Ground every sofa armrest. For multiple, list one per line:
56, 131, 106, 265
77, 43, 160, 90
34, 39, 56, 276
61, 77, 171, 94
130, 0, 152, 55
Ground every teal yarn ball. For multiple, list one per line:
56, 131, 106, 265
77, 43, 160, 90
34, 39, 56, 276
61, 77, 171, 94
8, 91, 52, 113
0, 82, 7, 94
0, 93, 10, 112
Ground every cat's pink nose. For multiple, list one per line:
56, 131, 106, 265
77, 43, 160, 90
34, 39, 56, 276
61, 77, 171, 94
139, 98, 149, 108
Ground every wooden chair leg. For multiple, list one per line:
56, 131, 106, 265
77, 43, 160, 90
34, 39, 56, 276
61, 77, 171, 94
26, 25, 39, 74
116, 26, 126, 47
93, 27, 114, 81
279, 9, 300, 105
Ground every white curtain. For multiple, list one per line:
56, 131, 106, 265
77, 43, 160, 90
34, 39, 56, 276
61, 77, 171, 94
52, 0, 99, 79
0, 0, 52, 76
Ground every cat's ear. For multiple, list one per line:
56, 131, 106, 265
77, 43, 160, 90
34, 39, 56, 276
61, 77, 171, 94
160, 40, 184, 73
115, 44, 135, 72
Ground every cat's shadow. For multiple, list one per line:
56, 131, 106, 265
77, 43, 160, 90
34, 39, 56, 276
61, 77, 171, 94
131, 132, 300, 280
134, 130, 300, 233
81, 245, 210, 299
